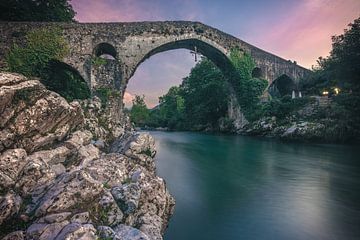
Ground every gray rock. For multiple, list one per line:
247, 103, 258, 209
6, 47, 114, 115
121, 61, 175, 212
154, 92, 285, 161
0, 191, 22, 225
0, 148, 27, 191
113, 224, 150, 240
55, 223, 97, 240
111, 183, 141, 214
2, 231, 25, 240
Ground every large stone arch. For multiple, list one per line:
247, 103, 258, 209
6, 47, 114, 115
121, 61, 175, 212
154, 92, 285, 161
121, 37, 248, 128
121, 37, 237, 92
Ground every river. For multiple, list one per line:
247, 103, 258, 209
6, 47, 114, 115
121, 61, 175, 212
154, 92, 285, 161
150, 131, 360, 240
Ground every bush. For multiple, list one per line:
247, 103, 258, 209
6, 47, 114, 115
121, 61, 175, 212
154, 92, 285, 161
6, 27, 69, 78
261, 96, 312, 120
6, 27, 91, 102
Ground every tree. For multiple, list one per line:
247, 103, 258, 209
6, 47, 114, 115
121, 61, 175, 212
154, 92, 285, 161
181, 59, 229, 129
157, 86, 185, 129
130, 95, 150, 127
0, 0, 76, 22
327, 17, 360, 90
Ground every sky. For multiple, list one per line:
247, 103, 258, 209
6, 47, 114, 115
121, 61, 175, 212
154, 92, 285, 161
71, 0, 360, 107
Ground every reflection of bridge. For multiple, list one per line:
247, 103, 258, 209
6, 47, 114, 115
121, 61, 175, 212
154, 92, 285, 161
0, 21, 311, 127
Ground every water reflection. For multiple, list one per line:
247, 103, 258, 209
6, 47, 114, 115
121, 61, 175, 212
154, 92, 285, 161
152, 131, 360, 240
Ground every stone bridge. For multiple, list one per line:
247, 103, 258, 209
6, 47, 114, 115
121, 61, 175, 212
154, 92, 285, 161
0, 21, 310, 127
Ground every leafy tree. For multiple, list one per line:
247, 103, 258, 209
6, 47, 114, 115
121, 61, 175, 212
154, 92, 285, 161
0, 0, 76, 22
301, 17, 360, 93
326, 17, 360, 90
181, 59, 229, 129
157, 86, 185, 129
130, 95, 150, 126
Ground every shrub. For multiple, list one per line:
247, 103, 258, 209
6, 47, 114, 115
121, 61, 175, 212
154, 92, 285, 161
6, 27, 69, 77
6, 27, 91, 102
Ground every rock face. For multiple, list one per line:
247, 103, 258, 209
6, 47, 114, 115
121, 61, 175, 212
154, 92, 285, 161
0, 72, 83, 153
0, 73, 174, 240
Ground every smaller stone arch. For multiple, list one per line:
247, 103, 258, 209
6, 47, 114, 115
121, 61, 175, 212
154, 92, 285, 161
94, 42, 117, 60
252, 67, 263, 78
268, 74, 296, 97
42, 60, 91, 99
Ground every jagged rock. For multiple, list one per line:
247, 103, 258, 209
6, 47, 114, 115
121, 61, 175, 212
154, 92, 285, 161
37, 212, 72, 224
71, 212, 90, 224
98, 191, 124, 226
64, 131, 93, 150
0, 73, 84, 153
97, 225, 116, 239
51, 164, 66, 176
28, 146, 71, 166
15, 155, 56, 195
136, 177, 175, 237
113, 224, 150, 240
111, 183, 141, 214
1, 231, 25, 240
0, 149, 27, 191
0, 191, 22, 225
75, 144, 100, 168
0, 72, 174, 240
54, 223, 97, 240
281, 122, 326, 140
33, 170, 103, 217
84, 153, 127, 187
80, 96, 128, 143
92, 139, 105, 149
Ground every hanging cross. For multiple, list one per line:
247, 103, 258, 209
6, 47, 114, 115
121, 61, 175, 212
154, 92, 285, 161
190, 46, 198, 62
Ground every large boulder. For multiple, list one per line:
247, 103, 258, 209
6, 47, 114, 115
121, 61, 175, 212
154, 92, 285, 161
0, 73, 174, 240
0, 72, 84, 153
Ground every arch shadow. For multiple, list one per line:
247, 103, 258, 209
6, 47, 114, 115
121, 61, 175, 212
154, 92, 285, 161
268, 74, 296, 97
94, 42, 117, 60
44, 60, 91, 101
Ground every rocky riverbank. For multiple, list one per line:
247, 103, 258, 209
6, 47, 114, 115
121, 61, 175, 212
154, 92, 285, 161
0, 72, 174, 240
239, 96, 359, 143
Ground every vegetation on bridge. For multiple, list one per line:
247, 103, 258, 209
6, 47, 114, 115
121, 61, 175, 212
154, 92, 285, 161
5, 27, 90, 102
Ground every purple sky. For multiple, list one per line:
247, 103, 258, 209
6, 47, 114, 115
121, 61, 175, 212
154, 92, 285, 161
71, 0, 360, 107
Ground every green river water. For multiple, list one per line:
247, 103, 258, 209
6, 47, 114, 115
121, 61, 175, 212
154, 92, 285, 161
151, 131, 360, 240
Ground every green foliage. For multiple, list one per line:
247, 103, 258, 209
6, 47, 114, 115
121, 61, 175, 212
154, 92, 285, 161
229, 48, 255, 81
6, 27, 69, 78
95, 87, 121, 108
134, 50, 267, 130
91, 56, 107, 67
0, 0, 76, 22
229, 49, 268, 120
261, 96, 313, 120
6, 28, 90, 102
156, 86, 185, 129
300, 16, 360, 93
130, 95, 150, 126
327, 17, 360, 91
181, 59, 229, 129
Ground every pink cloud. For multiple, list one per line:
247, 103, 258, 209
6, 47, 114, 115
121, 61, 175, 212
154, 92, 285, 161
123, 91, 135, 108
254, 0, 360, 68
71, 0, 164, 22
